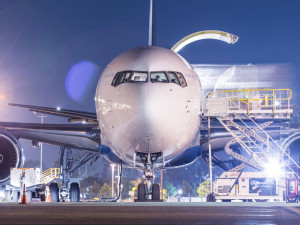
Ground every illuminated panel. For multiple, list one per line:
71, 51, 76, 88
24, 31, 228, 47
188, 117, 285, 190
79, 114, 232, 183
171, 30, 239, 53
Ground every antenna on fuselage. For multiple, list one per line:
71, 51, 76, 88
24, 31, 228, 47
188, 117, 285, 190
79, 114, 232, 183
148, 0, 156, 46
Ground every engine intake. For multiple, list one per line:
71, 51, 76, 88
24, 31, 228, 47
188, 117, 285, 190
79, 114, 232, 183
281, 132, 300, 165
0, 133, 23, 183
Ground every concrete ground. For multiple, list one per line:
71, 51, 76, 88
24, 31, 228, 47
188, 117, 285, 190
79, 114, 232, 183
1, 202, 300, 225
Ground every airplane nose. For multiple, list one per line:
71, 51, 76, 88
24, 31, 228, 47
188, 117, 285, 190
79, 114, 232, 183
144, 88, 171, 130
126, 86, 171, 153
141, 88, 171, 152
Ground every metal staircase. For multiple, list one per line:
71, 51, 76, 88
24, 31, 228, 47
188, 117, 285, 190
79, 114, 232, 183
218, 118, 273, 172
40, 168, 60, 184
205, 88, 300, 176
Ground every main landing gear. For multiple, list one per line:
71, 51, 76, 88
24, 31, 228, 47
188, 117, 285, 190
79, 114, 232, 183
134, 152, 163, 202
51, 147, 99, 202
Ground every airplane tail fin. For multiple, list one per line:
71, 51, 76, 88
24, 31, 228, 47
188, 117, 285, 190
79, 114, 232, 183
148, 0, 156, 46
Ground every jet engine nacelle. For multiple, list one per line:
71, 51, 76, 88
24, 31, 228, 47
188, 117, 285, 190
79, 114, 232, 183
281, 132, 300, 165
0, 132, 24, 183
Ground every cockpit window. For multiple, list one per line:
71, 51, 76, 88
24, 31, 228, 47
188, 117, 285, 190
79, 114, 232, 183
177, 72, 187, 87
150, 72, 169, 83
111, 70, 187, 87
167, 72, 180, 85
130, 72, 148, 82
111, 71, 148, 86
119, 71, 131, 84
111, 72, 122, 87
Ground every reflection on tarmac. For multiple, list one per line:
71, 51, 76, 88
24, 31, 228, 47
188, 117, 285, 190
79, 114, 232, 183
0, 202, 300, 225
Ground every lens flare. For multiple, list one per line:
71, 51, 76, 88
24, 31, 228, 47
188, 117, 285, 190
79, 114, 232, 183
65, 61, 100, 102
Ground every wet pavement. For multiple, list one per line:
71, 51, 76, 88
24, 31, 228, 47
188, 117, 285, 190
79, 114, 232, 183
0, 202, 300, 224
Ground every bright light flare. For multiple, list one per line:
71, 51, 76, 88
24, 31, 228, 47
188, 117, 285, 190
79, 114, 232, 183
178, 189, 183, 195
0, 190, 5, 198
264, 158, 285, 179
56, 106, 61, 111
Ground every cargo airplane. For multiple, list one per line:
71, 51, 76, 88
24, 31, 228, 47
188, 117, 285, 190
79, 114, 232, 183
0, 1, 245, 201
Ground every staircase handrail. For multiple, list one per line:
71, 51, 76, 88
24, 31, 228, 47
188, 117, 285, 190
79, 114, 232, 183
228, 99, 300, 172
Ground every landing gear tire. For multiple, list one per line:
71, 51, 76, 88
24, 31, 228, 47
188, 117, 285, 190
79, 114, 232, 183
137, 183, 146, 201
70, 183, 80, 202
206, 193, 216, 202
286, 196, 298, 203
152, 183, 160, 200
50, 183, 59, 202
41, 194, 45, 201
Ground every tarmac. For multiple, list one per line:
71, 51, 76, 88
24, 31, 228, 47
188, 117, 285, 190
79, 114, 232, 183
1, 202, 300, 225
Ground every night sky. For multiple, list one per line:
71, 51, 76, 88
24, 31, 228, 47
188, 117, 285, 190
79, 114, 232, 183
0, 0, 299, 167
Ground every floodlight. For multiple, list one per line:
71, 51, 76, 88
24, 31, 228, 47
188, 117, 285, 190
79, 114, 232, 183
264, 158, 285, 179
0, 190, 5, 198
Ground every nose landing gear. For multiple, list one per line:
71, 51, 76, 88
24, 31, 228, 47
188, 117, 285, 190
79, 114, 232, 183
135, 152, 163, 202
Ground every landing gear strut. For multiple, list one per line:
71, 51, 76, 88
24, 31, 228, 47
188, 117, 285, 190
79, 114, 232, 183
135, 152, 163, 202
59, 147, 72, 202
52, 147, 99, 202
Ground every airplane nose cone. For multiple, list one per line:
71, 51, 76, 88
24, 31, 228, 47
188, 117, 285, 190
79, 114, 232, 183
126, 86, 171, 153
144, 88, 171, 129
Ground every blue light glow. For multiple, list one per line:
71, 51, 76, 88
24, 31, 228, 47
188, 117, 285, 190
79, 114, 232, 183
65, 61, 100, 102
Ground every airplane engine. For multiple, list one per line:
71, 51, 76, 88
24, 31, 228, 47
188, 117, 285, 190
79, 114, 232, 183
0, 133, 23, 183
281, 132, 300, 165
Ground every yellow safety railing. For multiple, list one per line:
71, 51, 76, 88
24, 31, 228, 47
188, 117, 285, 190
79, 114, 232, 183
208, 89, 292, 115
40, 168, 60, 184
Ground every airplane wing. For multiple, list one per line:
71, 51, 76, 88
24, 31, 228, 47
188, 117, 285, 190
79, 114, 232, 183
8, 103, 98, 124
0, 121, 100, 152
0, 104, 129, 183
2, 103, 128, 161
0, 103, 100, 152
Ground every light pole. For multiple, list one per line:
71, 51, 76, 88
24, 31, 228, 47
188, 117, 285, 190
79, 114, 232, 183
160, 170, 163, 199
33, 112, 47, 172
177, 189, 182, 202
117, 165, 120, 199
110, 164, 116, 198
208, 117, 213, 194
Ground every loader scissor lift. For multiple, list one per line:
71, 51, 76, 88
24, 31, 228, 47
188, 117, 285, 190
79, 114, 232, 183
204, 88, 300, 202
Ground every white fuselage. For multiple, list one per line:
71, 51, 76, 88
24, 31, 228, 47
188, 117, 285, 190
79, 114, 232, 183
95, 46, 202, 165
